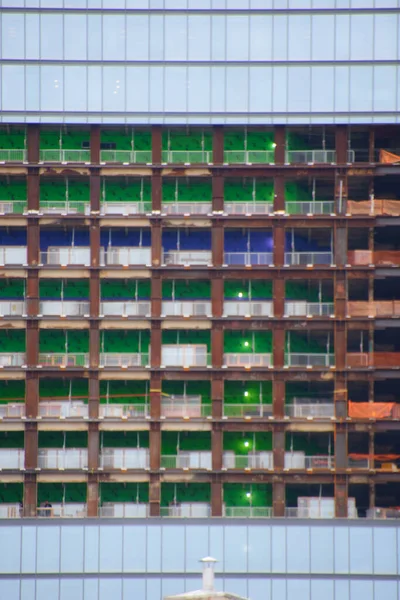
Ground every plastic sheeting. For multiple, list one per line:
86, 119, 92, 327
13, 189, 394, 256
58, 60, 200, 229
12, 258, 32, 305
379, 149, 400, 164
348, 402, 396, 419
348, 199, 400, 216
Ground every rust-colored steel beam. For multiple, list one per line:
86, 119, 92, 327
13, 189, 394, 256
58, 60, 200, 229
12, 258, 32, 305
152, 221, 162, 267
335, 474, 348, 518
273, 480, 285, 517
27, 172, 40, 212
150, 373, 162, 420
211, 480, 223, 517
274, 126, 286, 165
273, 376, 285, 419
273, 426, 285, 471
211, 324, 223, 369
150, 423, 161, 470
149, 473, 161, 516
90, 125, 101, 165
90, 171, 101, 213
211, 276, 224, 318
335, 322, 346, 371
212, 222, 224, 267
150, 323, 162, 369
335, 126, 349, 165
212, 174, 224, 212
27, 124, 40, 164
152, 171, 162, 212
152, 126, 162, 165
23, 473, 37, 518
88, 374, 99, 420
212, 425, 223, 470
273, 224, 285, 267
334, 373, 347, 419
274, 175, 285, 212
212, 376, 224, 419
151, 274, 162, 318
87, 473, 99, 518
25, 373, 39, 419
24, 422, 38, 470
88, 422, 99, 471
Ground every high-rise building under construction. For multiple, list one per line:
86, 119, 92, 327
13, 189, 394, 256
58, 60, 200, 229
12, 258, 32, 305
0, 2, 400, 599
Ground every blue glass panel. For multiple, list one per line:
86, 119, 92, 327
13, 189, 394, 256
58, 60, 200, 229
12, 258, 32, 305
60, 579, 84, 600
310, 526, 334, 573
60, 526, 84, 573
373, 527, 397, 574
122, 525, 146, 573
99, 525, 123, 573
287, 526, 310, 573
162, 525, 185, 572
271, 526, 286, 573
349, 527, 373, 574
0, 526, 21, 573
37, 526, 60, 573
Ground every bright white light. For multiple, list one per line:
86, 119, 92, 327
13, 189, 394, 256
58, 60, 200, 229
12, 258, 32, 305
272, 143, 277, 148
244, 341, 249, 347
244, 391, 249, 397
238, 292, 243, 298
244, 441, 250, 448
246, 492, 251, 498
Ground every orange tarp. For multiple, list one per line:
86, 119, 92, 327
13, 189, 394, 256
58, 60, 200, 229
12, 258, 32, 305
350, 453, 400, 461
348, 200, 400, 216
347, 301, 400, 317
348, 402, 395, 419
348, 250, 400, 266
380, 150, 400, 164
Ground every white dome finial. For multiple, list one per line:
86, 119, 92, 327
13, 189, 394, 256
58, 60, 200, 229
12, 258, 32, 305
200, 557, 217, 591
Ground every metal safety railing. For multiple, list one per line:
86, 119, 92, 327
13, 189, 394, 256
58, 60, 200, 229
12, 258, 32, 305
0, 404, 25, 418
161, 202, 212, 215
161, 345, 211, 368
224, 201, 274, 215
39, 301, 90, 317
36, 503, 87, 518
0, 149, 27, 162
223, 300, 273, 317
285, 150, 355, 164
0, 449, 25, 469
39, 201, 90, 215
163, 250, 212, 266
0, 353, 26, 367
100, 448, 149, 469
0, 246, 27, 265
161, 453, 212, 470
224, 252, 274, 266
99, 353, 149, 368
162, 300, 212, 317
99, 503, 149, 518
100, 301, 151, 318
104, 247, 151, 266
285, 353, 335, 367
224, 150, 275, 164
37, 449, 88, 469
100, 201, 151, 215
223, 353, 272, 367
223, 404, 273, 418
347, 457, 371, 469
285, 201, 335, 215
285, 403, 335, 418
38, 353, 89, 368
40, 247, 91, 266
161, 401, 211, 418
284, 252, 334, 266
223, 506, 273, 518
222, 453, 273, 470
38, 402, 88, 419
0, 201, 27, 214
0, 301, 26, 317
305, 456, 335, 469
99, 404, 149, 419
0, 504, 23, 518
366, 508, 400, 520
100, 150, 152, 164
160, 504, 211, 518
39, 150, 90, 163
284, 302, 334, 317
161, 150, 212, 164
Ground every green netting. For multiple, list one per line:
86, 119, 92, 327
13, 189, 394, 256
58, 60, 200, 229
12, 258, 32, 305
0, 179, 26, 200
224, 280, 273, 299
101, 130, 151, 151
40, 129, 90, 150
38, 483, 87, 504
162, 380, 211, 403
224, 432, 273, 454
162, 280, 210, 299
100, 280, 151, 299
0, 380, 25, 404
224, 179, 274, 202
223, 331, 272, 353
38, 431, 87, 448
102, 178, 151, 202
162, 129, 212, 152
0, 127, 26, 150
101, 431, 149, 448
0, 432, 24, 448
0, 483, 23, 503
285, 182, 311, 202
162, 432, 211, 454
285, 282, 320, 301
102, 330, 150, 353
100, 483, 149, 503
162, 179, 212, 203
162, 330, 211, 350
0, 330, 25, 351
223, 483, 272, 507
99, 380, 149, 404
40, 280, 90, 298
161, 483, 210, 506
0, 279, 24, 298
39, 330, 89, 353
40, 179, 90, 202
224, 130, 274, 151
39, 379, 89, 401
224, 381, 272, 404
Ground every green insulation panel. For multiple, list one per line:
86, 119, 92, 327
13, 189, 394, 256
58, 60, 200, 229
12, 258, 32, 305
39, 379, 89, 402
162, 129, 212, 152
162, 280, 210, 300
224, 432, 273, 454
99, 380, 149, 405
224, 381, 272, 405
0, 330, 25, 352
40, 280, 89, 299
223, 331, 272, 353
162, 179, 212, 203
40, 180, 90, 202
0, 127, 25, 150
285, 182, 312, 202
0, 179, 26, 200
40, 129, 90, 150
100, 280, 151, 299
102, 330, 150, 353
162, 330, 211, 350
224, 281, 273, 299
39, 331, 89, 353
38, 431, 87, 448
0, 483, 23, 503
162, 432, 211, 454
224, 130, 274, 151
224, 179, 274, 202
0, 381, 25, 404
285, 333, 332, 353
100, 483, 149, 504
0, 279, 24, 298
101, 431, 149, 448
103, 178, 151, 203
37, 483, 87, 504
285, 433, 332, 454
223, 483, 272, 508
162, 380, 211, 403
0, 432, 24, 448
101, 130, 151, 151
161, 483, 210, 506
285, 282, 332, 302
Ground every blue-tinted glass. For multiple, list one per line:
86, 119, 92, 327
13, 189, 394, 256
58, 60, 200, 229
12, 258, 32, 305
99, 526, 123, 572
250, 15, 272, 61
227, 16, 249, 60
147, 525, 162, 572
288, 67, 310, 112
127, 15, 149, 60
211, 67, 225, 113
224, 525, 247, 572
211, 15, 226, 61
288, 15, 311, 61
40, 14, 63, 59
373, 527, 397, 574
248, 579, 271, 600
165, 15, 187, 60
373, 581, 397, 600
149, 67, 164, 113
287, 526, 310, 573
122, 525, 146, 572
60, 579, 84, 600
350, 15, 374, 60
349, 580, 373, 600
272, 67, 288, 113
36, 579, 59, 599
188, 66, 211, 113
227, 67, 248, 113
1, 13, 24, 59
88, 67, 102, 112
150, 15, 164, 60
249, 66, 272, 113
84, 526, 99, 573
335, 15, 350, 60
311, 67, 334, 112
310, 526, 334, 573
311, 580, 334, 600
311, 15, 334, 60
165, 67, 187, 113
271, 526, 286, 573
99, 578, 123, 600
162, 525, 185, 572
374, 66, 396, 112
0, 527, 21, 573
103, 67, 125, 112
273, 15, 287, 60
65, 15, 87, 60
60, 526, 84, 572
349, 527, 373, 574
103, 15, 126, 61
0, 581, 20, 600
65, 67, 87, 112
88, 15, 102, 60
40, 66, 63, 112
350, 67, 373, 113
188, 15, 210, 60
2, 65, 24, 111
287, 579, 310, 600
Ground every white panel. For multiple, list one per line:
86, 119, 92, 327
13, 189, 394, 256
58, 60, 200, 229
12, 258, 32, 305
335, 15, 350, 61
288, 15, 311, 61
288, 67, 310, 113
273, 15, 287, 60
334, 67, 350, 114
188, 67, 211, 113
126, 67, 149, 113
227, 15, 249, 61
88, 67, 102, 113
350, 15, 374, 60
0, 527, 21, 573
272, 66, 288, 114
2, 65, 24, 111
250, 15, 272, 61
311, 15, 334, 60
165, 15, 187, 61
249, 66, 272, 113
211, 15, 226, 61
226, 67, 248, 113
127, 15, 149, 60
165, 67, 187, 113
37, 526, 60, 573
149, 66, 164, 113
374, 66, 397, 112
65, 67, 87, 112
350, 67, 373, 113
211, 66, 226, 114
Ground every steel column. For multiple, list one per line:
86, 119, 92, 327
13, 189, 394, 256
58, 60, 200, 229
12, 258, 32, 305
211, 324, 223, 369
212, 174, 224, 212
23, 473, 37, 518
211, 480, 223, 517
335, 126, 348, 165
152, 171, 162, 212
211, 276, 224, 318
152, 126, 162, 165
90, 125, 101, 165
212, 222, 224, 267
87, 473, 99, 518
27, 124, 40, 164
273, 480, 285, 517
335, 475, 348, 518
274, 126, 286, 165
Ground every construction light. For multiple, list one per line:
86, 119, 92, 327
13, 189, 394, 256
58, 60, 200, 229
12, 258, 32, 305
244, 391, 249, 397
244, 441, 250, 448
246, 492, 251, 499
244, 341, 249, 347
238, 292, 243, 298
272, 143, 277, 148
